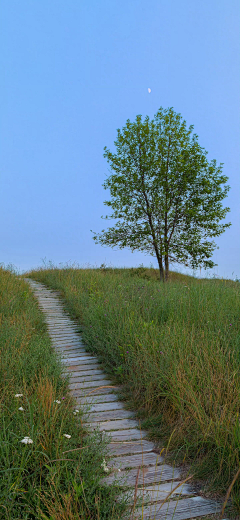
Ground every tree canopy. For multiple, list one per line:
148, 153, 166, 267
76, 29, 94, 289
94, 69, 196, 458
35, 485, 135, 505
90, 107, 231, 281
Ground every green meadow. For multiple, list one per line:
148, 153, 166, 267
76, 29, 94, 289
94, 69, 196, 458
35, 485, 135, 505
1, 263, 239, 518
0, 266, 130, 519
26, 264, 240, 517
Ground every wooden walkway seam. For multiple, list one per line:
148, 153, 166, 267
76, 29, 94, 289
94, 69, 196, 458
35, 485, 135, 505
24, 278, 228, 520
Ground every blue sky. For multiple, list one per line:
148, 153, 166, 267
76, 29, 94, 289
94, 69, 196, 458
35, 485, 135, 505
1, 0, 239, 279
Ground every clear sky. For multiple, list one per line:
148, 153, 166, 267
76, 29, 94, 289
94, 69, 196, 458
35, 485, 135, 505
1, 0, 239, 279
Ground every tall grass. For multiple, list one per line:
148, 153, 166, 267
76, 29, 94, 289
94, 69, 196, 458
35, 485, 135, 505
26, 264, 240, 516
0, 266, 130, 519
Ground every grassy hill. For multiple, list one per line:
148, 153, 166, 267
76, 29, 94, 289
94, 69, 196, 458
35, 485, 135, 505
25, 264, 240, 515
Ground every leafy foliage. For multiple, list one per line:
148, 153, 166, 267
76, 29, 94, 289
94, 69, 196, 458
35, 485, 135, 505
91, 107, 231, 281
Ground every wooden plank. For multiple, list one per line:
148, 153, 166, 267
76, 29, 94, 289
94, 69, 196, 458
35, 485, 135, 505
56, 349, 87, 355
40, 309, 64, 312
38, 301, 62, 304
52, 340, 83, 345
55, 345, 86, 352
76, 393, 120, 406
81, 401, 126, 413
55, 346, 86, 352
53, 338, 82, 342
84, 409, 135, 423
61, 353, 94, 360
107, 440, 156, 456
47, 325, 79, 330
56, 348, 87, 355
46, 321, 73, 325
38, 304, 63, 310
55, 343, 85, 349
49, 330, 79, 334
103, 429, 147, 441
49, 333, 82, 343
66, 363, 102, 372
47, 330, 79, 335
45, 316, 72, 319
45, 316, 79, 324
50, 333, 80, 336
46, 323, 79, 327
48, 324, 75, 327
39, 307, 59, 309
41, 306, 64, 308
65, 369, 104, 378
121, 482, 195, 505
46, 317, 72, 320
52, 338, 83, 342
51, 334, 82, 338
38, 305, 63, 308
101, 464, 181, 487
56, 349, 87, 356
51, 339, 81, 344
44, 310, 69, 314
133, 496, 222, 520
87, 418, 139, 431
71, 386, 120, 397
47, 316, 71, 319
108, 452, 165, 470
56, 352, 88, 359
48, 325, 78, 329
68, 373, 108, 384
60, 346, 88, 352
53, 338, 82, 343
55, 348, 86, 353
46, 316, 74, 319
66, 358, 101, 367
52, 342, 83, 347
52, 330, 80, 334
56, 347, 86, 353
62, 355, 98, 363
49, 334, 82, 341
68, 378, 113, 390
63, 372, 104, 382
50, 332, 80, 335
41, 304, 62, 306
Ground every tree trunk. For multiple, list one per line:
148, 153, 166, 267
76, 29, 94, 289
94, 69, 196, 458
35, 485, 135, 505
156, 254, 164, 282
164, 203, 169, 282
164, 253, 169, 282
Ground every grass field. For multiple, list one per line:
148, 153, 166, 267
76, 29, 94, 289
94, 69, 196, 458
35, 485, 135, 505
0, 266, 131, 519
25, 263, 240, 517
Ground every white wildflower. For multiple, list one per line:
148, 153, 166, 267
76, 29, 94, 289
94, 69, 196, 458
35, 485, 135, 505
18, 407, 24, 411
101, 459, 109, 472
15, 394, 23, 398
73, 409, 79, 415
54, 400, 61, 404
20, 437, 33, 444
63, 434, 71, 439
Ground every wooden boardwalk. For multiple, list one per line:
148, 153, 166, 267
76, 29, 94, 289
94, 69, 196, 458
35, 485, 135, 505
24, 278, 228, 520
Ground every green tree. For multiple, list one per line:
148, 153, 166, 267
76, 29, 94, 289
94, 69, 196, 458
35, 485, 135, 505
91, 107, 231, 282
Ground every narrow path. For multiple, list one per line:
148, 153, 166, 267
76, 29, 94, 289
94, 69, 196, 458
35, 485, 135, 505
25, 278, 228, 520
